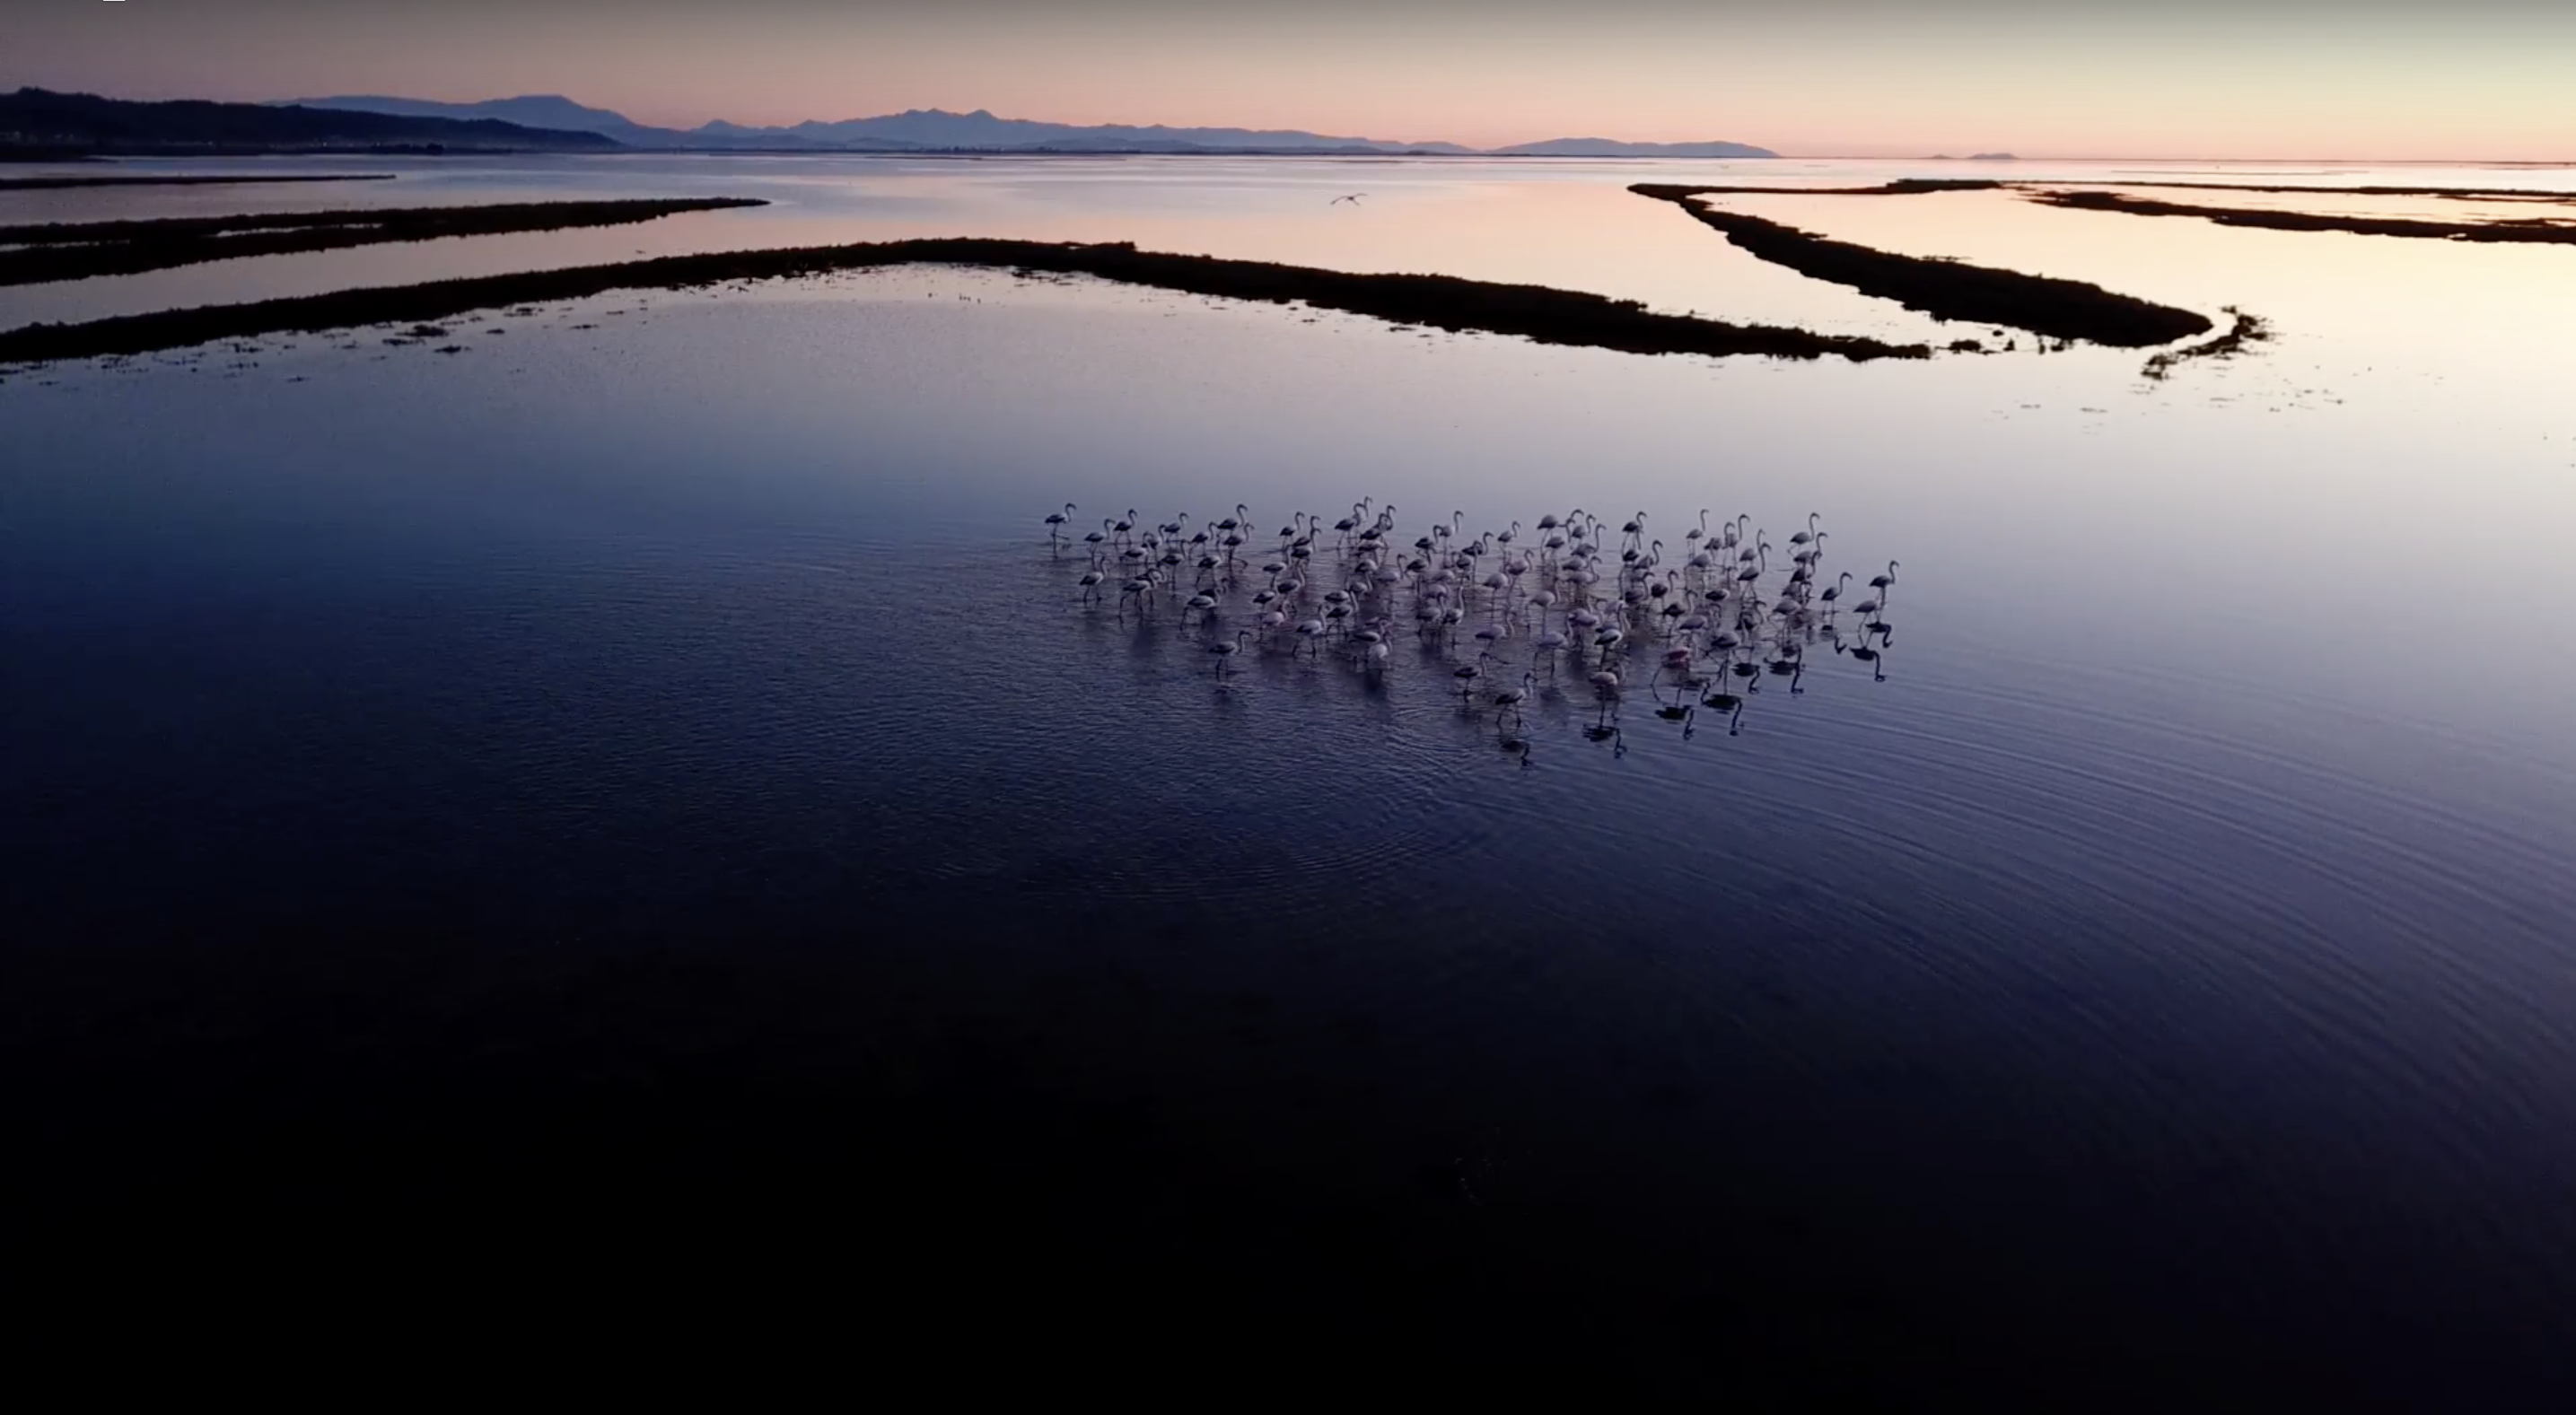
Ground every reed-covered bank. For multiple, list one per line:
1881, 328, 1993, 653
0, 197, 770, 286
1632, 184, 2212, 347
2026, 189, 2576, 244
0, 235, 1937, 366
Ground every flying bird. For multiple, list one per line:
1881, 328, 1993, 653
1329, 193, 1367, 205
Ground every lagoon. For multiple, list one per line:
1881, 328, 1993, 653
6, 153, 2575, 1393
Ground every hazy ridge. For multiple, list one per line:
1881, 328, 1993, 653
2, 87, 614, 154
285, 92, 1777, 158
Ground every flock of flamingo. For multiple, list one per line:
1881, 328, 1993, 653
1046, 500, 1897, 746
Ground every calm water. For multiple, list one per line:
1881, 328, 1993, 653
6, 156, 2576, 1388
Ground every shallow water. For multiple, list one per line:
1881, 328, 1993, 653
14, 152, 2573, 334
6, 156, 2576, 1388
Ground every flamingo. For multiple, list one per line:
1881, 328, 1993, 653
1532, 627, 1569, 672
1588, 668, 1623, 705
1036, 494, 1893, 741
1454, 653, 1492, 703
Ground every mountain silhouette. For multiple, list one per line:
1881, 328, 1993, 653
285, 94, 1775, 158
280, 93, 686, 145
4, 88, 616, 154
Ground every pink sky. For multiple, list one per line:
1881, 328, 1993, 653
11, 4, 2575, 160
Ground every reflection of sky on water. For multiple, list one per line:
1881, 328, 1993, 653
12, 153, 2575, 338
11, 163, 2576, 1382
9, 154, 2575, 734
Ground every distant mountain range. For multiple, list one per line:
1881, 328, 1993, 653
282, 93, 694, 148
285, 93, 1780, 159
0, 87, 1777, 160
1, 87, 615, 155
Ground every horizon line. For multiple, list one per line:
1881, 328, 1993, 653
279, 93, 2576, 165
24, 83, 2575, 166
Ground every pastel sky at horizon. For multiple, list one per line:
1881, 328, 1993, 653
8, 2, 2573, 160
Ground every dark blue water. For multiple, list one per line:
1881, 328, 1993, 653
8, 272, 2575, 1392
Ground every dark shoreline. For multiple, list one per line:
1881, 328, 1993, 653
2142, 307, 2273, 380
0, 236, 1935, 367
1645, 179, 2008, 197
0, 172, 396, 192
1632, 184, 2212, 346
0, 198, 771, 287
1633, 177, 2576, 205
2026, 189, 2576, 244
1635, 177, 2576, 245
2060, 179, 2576, 204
